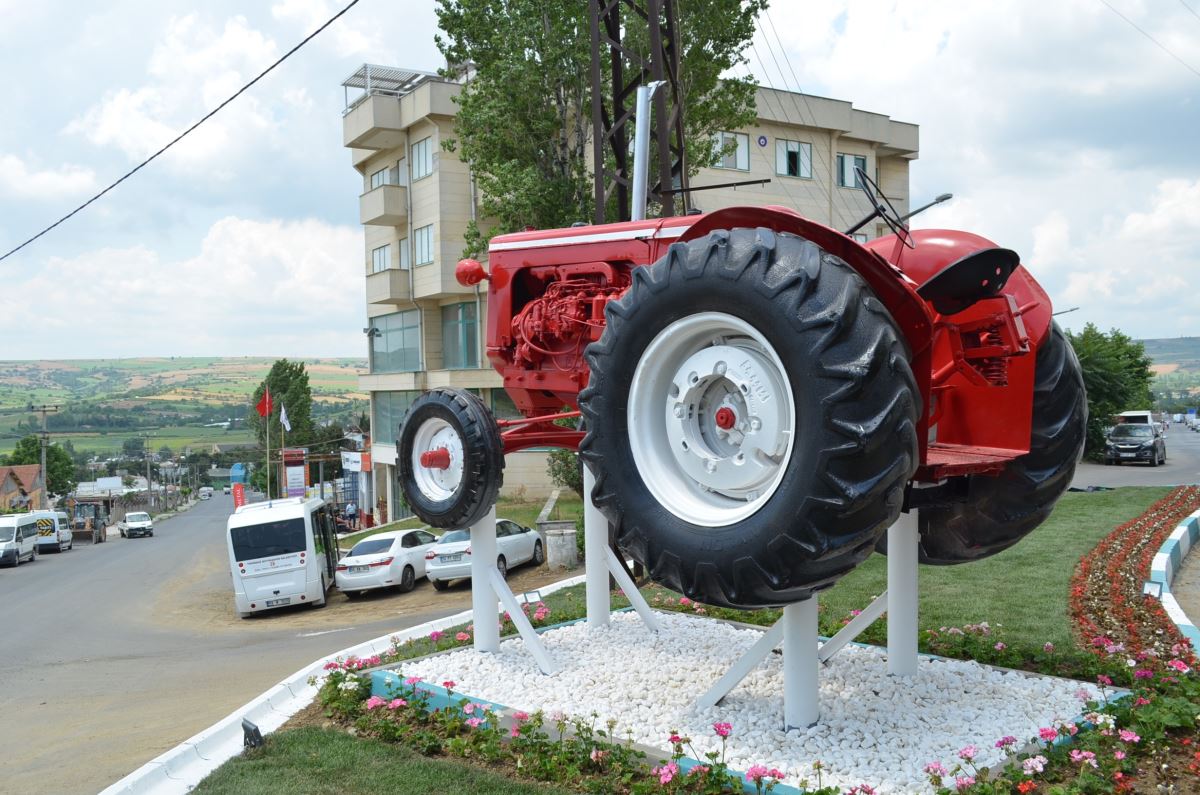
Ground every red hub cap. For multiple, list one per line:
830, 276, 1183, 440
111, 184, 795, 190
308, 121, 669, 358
714, 407, 736, 431
419, 447, 452, 470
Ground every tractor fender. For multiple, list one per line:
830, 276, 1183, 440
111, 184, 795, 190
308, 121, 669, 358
677, 205, 935, 357
864, 228, 1053, 347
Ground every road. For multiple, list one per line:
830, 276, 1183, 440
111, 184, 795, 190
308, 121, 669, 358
1071, 425, 1200, 489
0, 495, 566, 794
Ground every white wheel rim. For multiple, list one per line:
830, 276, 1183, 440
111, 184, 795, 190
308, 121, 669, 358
628, 312, 796, 527
410, 417, 465, 502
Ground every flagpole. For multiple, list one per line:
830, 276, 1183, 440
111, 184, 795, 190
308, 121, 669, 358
266, 400, 272, 499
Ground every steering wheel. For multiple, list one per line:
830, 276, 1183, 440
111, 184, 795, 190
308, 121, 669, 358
855, 167, 914, 249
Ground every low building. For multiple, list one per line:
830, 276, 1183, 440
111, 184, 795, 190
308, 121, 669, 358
0, 464, 44, 510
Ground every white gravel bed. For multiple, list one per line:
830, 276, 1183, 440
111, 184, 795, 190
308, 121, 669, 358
400, 611, 1098, 793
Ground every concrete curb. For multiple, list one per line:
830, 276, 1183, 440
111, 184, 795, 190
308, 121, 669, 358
1147, 508, 1200, 649
98, 571, 588, 794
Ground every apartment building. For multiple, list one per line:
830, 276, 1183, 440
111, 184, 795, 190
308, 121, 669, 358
341, 64, 918, 523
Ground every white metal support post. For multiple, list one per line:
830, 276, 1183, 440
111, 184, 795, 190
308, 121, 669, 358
783, 599, 820, 730
469, 504, 559, 674
471, 505, 500, 653
583, 467, 611, 627
887, 509, 919, 676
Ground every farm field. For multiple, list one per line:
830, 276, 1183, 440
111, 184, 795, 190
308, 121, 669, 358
0, 356, 366, 457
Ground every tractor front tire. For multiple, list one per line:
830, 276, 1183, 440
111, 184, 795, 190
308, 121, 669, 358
895, 321, 1086, 564
397, 388, 504, 529
579, 228, 920, 609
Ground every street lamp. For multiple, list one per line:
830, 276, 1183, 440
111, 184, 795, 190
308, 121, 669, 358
899, 192, 953, 223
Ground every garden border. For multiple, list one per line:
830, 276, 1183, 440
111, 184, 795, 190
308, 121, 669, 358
97, 572, 588, 795
1148, 508, 1200, 649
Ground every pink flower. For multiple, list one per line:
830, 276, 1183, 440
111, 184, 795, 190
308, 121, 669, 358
994, 642, 1007, 651
689, 765, 709, 776
1134, 668, 1154, 680
850, 609, 862, 617
1097, 674, 1113, 686
1118, 729, 1140, 743
1043, 642, 1055, 653
323, 661, 339, 670
455, 632, 471, 642
1038, 727, 1058, 742
957, 744, 977, 761
954, 776, 975, 791
1168, 658, 1191, 673
995, 735, 1017, 749
669, 733, 683, 744
513, 711, 530, 722
404, 676, 422, 685
1075, 688, 1092, 702
463, 702, 475, 715
364, 695, 386, 711
590, 748, 609, 764
924, 761, 948, 776
713, 722, 732, 738
767, 768, 785, 780
509, 725, 521, 738
848, 787, 876, 795
465, 717, 483, 728
387, 698, 406, 709
1134, 696, 1151, 706
679, 597, 692, 606
1069, 749, 1097, 768
1114, 749, 1126, 760
442, 680, 457, 690
429, 630, 444, 642
654, 761, 678, 784
549, 710, 568, 723
745, 764, 769, 783
1022, 755, 1047, 774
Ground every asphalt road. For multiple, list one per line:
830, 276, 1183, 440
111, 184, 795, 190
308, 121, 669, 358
0, 495, 564, 794
1071, 425, 1200, 489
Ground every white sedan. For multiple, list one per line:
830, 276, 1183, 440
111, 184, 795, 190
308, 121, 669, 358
335, 528, 440, 597
425, 518, 545, 591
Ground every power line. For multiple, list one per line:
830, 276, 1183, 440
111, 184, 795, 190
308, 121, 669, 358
0, 0, 364, 264
1180, 0, 1200, 24
1096, 0, 1200, 81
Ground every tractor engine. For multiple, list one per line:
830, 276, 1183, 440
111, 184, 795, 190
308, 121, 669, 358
510, 275, 627, 372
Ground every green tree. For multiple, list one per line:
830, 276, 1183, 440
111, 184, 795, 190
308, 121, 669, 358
435, 0, 766, 255
248, 360, 315, 498
6, 435, 76, 496
122, 436, 145, 458
1065, 323, 1154, 458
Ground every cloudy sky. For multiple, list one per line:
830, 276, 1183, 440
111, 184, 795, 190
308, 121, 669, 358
1, 0, 1197, 358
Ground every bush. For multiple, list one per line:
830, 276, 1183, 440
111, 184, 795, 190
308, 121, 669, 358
547, 449, 583, 498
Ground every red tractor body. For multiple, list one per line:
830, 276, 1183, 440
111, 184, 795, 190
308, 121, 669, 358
482, 205, 1049, 482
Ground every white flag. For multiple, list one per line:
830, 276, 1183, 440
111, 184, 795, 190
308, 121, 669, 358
279, 403, 292, 433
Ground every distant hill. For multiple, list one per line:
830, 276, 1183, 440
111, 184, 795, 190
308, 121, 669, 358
1140, 338, 1200, 374
1140, 338, 1200, 410
0, 357, 367, 456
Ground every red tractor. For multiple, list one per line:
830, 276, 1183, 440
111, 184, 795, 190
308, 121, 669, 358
397, 183, 1086, 610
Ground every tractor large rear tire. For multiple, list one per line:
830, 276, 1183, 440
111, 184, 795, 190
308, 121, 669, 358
397, 388, 504, 529
579, 228, 920, 609
891, 321, 1086, 564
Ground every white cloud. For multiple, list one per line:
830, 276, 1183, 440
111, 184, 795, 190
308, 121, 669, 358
2, 216, 363, 357
0, 153, 97, 199
271, 0, 382, 58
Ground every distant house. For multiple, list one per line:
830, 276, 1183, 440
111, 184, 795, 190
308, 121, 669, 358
208, 467, 232, 488
211, 443, 257, 455
229, 463, 247, 485
0, 464, 44, 510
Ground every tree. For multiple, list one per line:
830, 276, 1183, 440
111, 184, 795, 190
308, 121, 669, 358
122, 436, 145, 458
1065, 323, 1154, 458
6, 435, 76, 496
435, 0, 766, 255
248, 360, 315, 450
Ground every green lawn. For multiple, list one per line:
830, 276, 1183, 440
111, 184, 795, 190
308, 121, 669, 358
192, 727, 570, 795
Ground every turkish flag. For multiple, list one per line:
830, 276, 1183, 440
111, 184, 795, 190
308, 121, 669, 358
256, 386, 273, 418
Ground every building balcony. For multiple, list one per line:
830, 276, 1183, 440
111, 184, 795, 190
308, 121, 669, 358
343, 93, 407, 150
360, 184, 408, 226
365, 268, 410, 305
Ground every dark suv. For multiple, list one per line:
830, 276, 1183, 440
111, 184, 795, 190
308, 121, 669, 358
1105, 423, 1166, 466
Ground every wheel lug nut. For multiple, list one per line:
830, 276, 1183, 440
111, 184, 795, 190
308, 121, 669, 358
714, 361, 727, 376
705, 460, 717, 473
673, 404, 684, 418
750, 417, 761, 431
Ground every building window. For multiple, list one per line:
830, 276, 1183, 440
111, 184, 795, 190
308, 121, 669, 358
369, 167, 389, 189
414, 224, 434, 265
372, 390, 420, 443
369, 309, 421, 373
411, 137, 433, 180
441, 302, 478, 369
837, 153, 868, 188
370, 244, 390, 273
851, 233, 869, 243
712, 131, 749, 171
776, 139, 812, 179
398, 238, 410, 270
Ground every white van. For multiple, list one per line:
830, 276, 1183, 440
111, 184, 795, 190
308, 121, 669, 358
199, 487, 214, 500
33, 510, 72, 553
0, 514, 40, 566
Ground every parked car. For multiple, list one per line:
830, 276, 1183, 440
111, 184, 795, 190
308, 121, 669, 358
1104, 423, 1166, 466
119, 512, 155, 538
199, 487, 213, 500
425, 519, 545, 591
0, 514, 40, 566
223, 485, 232, 494
335, 528, 440, 597
33, 510, 73, 553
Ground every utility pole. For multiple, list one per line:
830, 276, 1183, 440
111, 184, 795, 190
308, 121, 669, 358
28, 404, 60, 509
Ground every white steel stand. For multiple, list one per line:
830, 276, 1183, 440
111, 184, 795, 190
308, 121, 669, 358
583, 466, 660, 632
695, 509, 922, 728
470, 505, 559, 674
